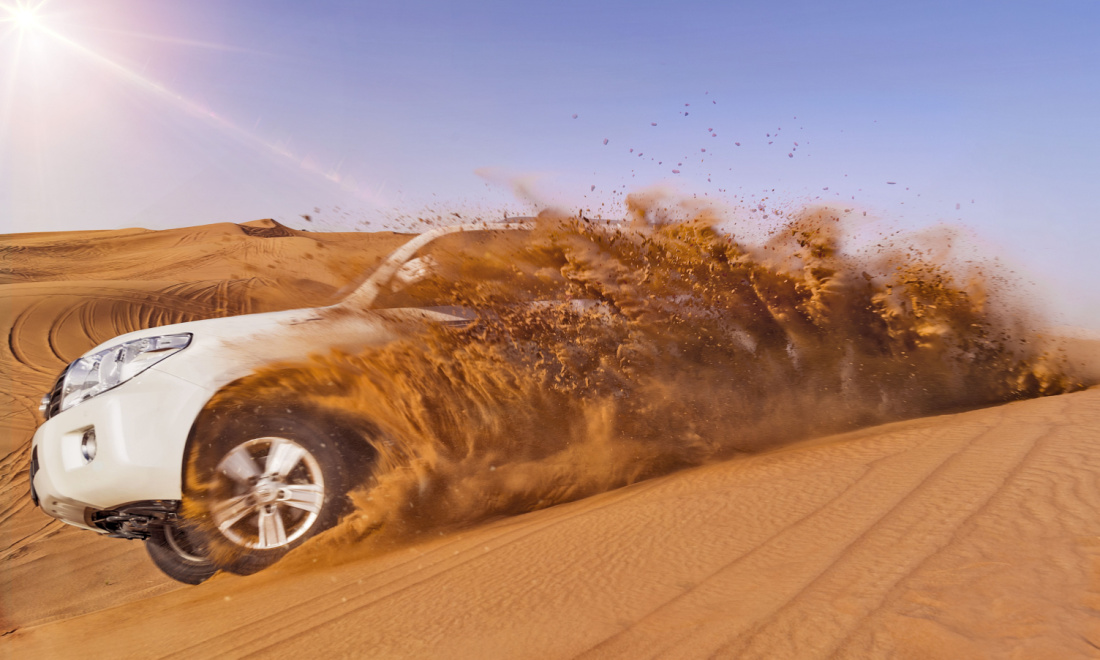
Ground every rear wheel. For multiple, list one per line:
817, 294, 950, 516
185, 410, 358, 575
145, 522, 218, 585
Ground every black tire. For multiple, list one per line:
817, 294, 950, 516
184, 408, 360, 576
146, 522, 218, 585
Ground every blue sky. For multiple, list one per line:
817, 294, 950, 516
1, 0, 1098, 327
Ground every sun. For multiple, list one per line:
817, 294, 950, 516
14, 8, 37, 29
3, 2, 42, 31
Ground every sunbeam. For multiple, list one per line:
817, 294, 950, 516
80, 25, 278, 56
0, 0, 387, 208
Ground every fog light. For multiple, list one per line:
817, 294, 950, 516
80, 428, 97, 463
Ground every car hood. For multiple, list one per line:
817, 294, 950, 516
78, 305, 466, 393
83, 307, 326, 356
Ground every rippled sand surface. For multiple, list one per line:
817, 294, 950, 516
2, 218, 1098, 658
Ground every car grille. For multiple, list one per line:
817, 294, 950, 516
29, 445, 40, 506
43, 370, 66, 420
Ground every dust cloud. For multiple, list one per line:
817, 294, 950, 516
190, 197, 1084, 556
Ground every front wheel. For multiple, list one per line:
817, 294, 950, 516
185, 410, 359, 576
145, 522, 218, 585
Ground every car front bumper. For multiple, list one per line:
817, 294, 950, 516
30, 367, 215, 532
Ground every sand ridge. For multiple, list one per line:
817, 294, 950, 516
2, 220, 1098, 657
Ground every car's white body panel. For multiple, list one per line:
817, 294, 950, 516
33, 368, 213, 526
28, 221, 534, 533
28, 306, 468, 526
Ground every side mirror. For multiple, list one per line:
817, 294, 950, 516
390, 255, 437, 292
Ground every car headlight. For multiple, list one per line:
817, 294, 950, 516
59, 333, 192, 412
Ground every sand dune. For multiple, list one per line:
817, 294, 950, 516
1, 221, 407, 629
2, 220, 1098, 657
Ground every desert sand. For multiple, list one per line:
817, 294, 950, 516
2, 220, 1098, 658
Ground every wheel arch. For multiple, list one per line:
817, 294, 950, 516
180, 376, 379, 502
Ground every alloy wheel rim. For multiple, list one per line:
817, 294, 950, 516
210, 436, 325, 550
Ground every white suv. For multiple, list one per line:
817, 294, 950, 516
29, 222, 530, 584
